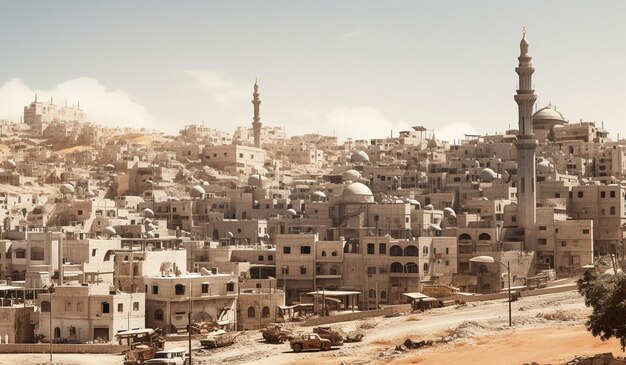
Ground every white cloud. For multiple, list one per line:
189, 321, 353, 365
182, 69, 250, 106
433, 122, 478, 143
339, 29, 364, 40
0, 77, 164, 131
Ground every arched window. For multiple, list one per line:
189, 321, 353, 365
175, 284, 185, 295
380, 291, 387, 300
54, 327, 61, 338
41, 301, 51, 312
390, 245, 402, 256
262, 306, 270, 317
247, 306, 256, 318
610, 206, 616, 215
422, 246, 429, 255
321, 250, 327, 257
213, 229, 219, 239
459, 233, 472, 241
331, 251, 337, 257
133, 265, 139, 276
423, 263, 429, 272
390, 262, 403, 273
405, 262, 418, 273
478, 233, 491, 241
155, 309, 164, 321
404, 245, 418, 256
368, 289, 376, 298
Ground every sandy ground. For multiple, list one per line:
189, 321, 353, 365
5, 289, 622, 365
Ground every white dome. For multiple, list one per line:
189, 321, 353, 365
60, 183, 75, 194
104, 163, 115, 171
190, 185, 206, 198
351, 150, 370, 163
104, 226, 117, 235
479, 168, 498, 182
248, 174, 268, 186
342, 169, 361, 181
340, 182, 374, 204
311, 191, 327, 201
443, 207, 456, 217
142, 208, 155, 218
286, 208, 297, 216
3, 160, 16, 170
146, 231, 156, 238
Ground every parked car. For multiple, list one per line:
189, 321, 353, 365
144, 348, 186, 365
289, 333, 332, 352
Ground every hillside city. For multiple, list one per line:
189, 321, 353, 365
0, 31, 624, 365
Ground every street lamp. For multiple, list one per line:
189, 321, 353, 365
470, 255, 512, 326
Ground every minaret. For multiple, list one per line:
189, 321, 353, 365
513, 28, 538, 249
252, 79, 262, 148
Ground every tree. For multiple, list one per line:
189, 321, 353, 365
578, 270, 626, 350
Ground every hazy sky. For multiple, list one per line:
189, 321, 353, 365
1, 1, 626, 142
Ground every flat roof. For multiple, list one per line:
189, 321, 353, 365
306, 290, 361, 296
116, 328, 156, 336
402, 292, 429, 300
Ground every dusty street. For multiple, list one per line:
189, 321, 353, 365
5, 289, 619, 365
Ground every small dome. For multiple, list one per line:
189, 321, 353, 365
479, 168, 498, 182
146, 231, 156, 238
340, 182, 374, 204
104, 226, 117, 235
60, 183, 75, 194
533, 105, 567, 129
286, 208, 297, 216
3, 160, 16, 170
311, 191, 327, 201
342, 169, 361, 181
144, 218, 153, 224
190, 185, 205, 198
145, 223, 156, 231
350, 150, 370, 163
248, 174, 268, 187
537, 159, 552, 172
142, 208, 155, 218
443, 207, 456, 217
104, 163, 115, 171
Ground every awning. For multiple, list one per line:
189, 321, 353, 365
402, 292, 429, 300
306, 290, 361, 297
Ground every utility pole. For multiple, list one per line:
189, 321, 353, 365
49, 287, 52, 363
188, 280, 192, 365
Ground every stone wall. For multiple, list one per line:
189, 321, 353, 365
302, 304, 411, 327
0, 343, 128, 354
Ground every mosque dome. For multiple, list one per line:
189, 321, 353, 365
533, 105, 567, 130
342, 169, 361, 182
350, 150, 370, 163
340, 182, 374, 204
142, 208, 154, 218
443, 207, 456, 217
189, 185, 205, 198
311, 191, 327, 201
60, 183, 75, 195
479, 168, 498, 182
247, 174, 268, 187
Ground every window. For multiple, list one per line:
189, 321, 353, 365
578, 191, 584, 198
268, 255, 273, 261
611, 191, 616, 198
539, 226, 547, 231
69, 326, 76, 336
226, 281, 235, 292
367, 243, 375, 254
155, 309, 164, 321
15, 249, 25, 259
300, 266, 307, 275
30, 247, 44, 260
152, 286, 159, 295
368, 289, 376, 298
133, 302, 139, 311
78, 209, 83, 216
610, 206, 616, 215
247, 306, 256, 318
77, 302, 83, 312
583, 229, 590, 234
262, 306, 270, 317
379, 243, 386, 254
601, 191, 606, 198
367, 267, 376, 276
331, 251, 337, 257
91, 248, 97, 257
41, 301, 51, 312
258, 255, 264, 261
118, 303, 124, 313
101, 302, 110, 314
65, 301, 72, 311
175, 284, 185, 295
300, 246, 311, 254
445, 247, 449, 254
321, 250, 327, 257
538, 238, 547, 245
561, 241, 567, 247
283, 246, 291, 254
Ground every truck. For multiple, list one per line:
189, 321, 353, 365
289, 333, 332, 353
144, 348, 186, 365
313, 326, 344, 346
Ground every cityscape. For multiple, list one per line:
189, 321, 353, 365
1, 2, 626, 365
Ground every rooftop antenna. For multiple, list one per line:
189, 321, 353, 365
78, 101, 80, 109
35, 93, 37, 102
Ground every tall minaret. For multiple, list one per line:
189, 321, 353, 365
252, 79, 262, 148
513, 28, 538, 249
